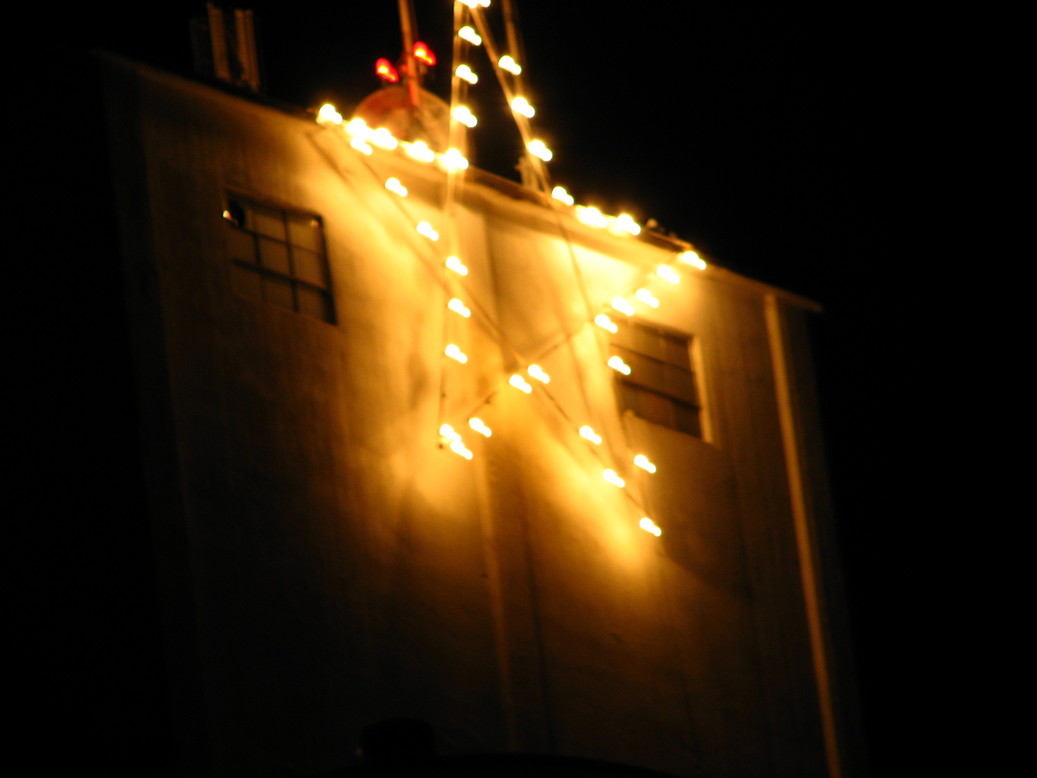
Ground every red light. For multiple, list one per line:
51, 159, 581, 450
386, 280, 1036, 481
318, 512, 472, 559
375, 58, 399, 83
412, 41, 436, 66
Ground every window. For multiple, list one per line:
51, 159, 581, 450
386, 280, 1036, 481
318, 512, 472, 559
611, 320, 704, 437
222, 195, 335, 323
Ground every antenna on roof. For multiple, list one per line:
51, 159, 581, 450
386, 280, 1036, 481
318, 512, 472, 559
190, 3, 263, 93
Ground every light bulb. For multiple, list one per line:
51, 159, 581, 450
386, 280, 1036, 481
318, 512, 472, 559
510, 96, 535, 118
633, 454, 657, 474
445, 256, 469, 276
594, 314, 618, 333
608, 356, 631, 375
445, 344, 468, 363
440, 148, 469, 171
448, 298, 471, 318
635, 288, 659, 308
455, 64, 479, 84
404, 140, 436, 163
527, 139, 553, 162
452, 105, 478, 128
469, 418, 492, 437
345, 118, 370, 138
657, 265, 680, 284
509, 374, 533, 394
459, 26, 482, 46
317, 103, 342, 125
551, 186, 575, 206
498, 55, 522, 75
349, 137, 373, 155
639, 517, 662, 537
610, 297, 634, 316
370, 127, 398, 150
613, 213, 641, 235
579, 426, 602, 445
677, 250, 707, 270
576, 205, 608, 229
449, 439, 474, 460
603, 469, 625, 488
416, 221, 439, 241
384, 178, 408, 197
527, 364, 550, 383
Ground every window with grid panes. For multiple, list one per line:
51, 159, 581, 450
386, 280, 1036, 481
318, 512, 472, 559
222, 195, 335, 323
611, 320, 703, 437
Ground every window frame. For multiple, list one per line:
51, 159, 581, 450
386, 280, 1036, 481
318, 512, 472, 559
610, 319, 706, 439
222, 192, 336, 324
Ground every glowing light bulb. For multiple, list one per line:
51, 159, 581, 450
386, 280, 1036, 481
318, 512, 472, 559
350, 137, 373, 155
613, 213, 641, 235
345, 117, 370, 138
603, 469, 626, 488
412, 41, 436, 66
445, 344, 468, 363
370, 127, 398, 150
657, 265, 680, 284
404, 140, 436, 163
469, 418, 492, 437
455, 64, 479, 84
460, 0, 490, 7
384, 178, 408, 197
439, 424, 460, 442
611, 297, 635, 316
498, 55, 522, 75
579, 425, 602, 445
551, 186, 575, 206
459, 26, 482, 46
316, 103, 342, 125
595, 314, 618, 333
527, 139, 553, 161
608, 356, 631, 375
445, 256, 469, 276
527, 364, 550, 383
375, 58, 399, 83
677, 250, 707, 270
509, 374, 533, 394
633, 454, 657, 474
635, 288, 659, 308
450, 439, 474, 460
440, 148, 469, 171
576, 205, 608, 229
639, 517, 662, 537
416, 221, 439, 241
448, 298, 471, 318
510, 96, 535, 118
452, 105, 478, 128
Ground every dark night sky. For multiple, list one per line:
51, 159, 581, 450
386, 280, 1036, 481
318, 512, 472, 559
23, 1, 941, 772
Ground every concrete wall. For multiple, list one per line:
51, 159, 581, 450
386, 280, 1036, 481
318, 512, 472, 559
103, 56, 840, 777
